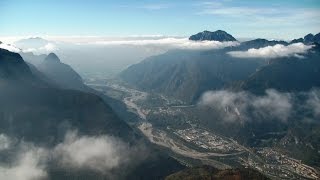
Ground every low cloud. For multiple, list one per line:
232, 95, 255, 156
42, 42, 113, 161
198, 89, 292, 122
93, 38, 239, 50
0, 130, 140, 179
0, 134, 11, 151
228, 43, 313, 59
307, 89, 320, 118
0, 43, 21, 53
253, 90, 292, 121
0, 42, 58, 55
23, 43, 58, 55
53, 130, 131, 173
0, 137, 48, 180
0, 149, 48, 180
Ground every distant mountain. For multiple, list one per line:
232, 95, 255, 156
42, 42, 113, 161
120, 32, 320, 103
236, 38, 288, 50
166, 165, 269, 180
14, 37, 51, 49
20, 51, 47, 65
291, 32, 320, 44
37, 53, 85, 90
189, 30, 237, 42
290, 38, 304, 44
236, 44, 320, 94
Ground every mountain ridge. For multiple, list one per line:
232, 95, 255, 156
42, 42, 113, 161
120, 32, 320, 103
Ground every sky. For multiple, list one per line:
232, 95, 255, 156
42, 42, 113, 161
0, 0, 320, 40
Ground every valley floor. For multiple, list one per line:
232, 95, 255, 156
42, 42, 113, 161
86, 78, 320, 180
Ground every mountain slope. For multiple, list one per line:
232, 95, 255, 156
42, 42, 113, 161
37, 53, 86, 90
237, 44, 320, 94
0, 48, 185, 179
0, 48, 135, 143
120, 49, 265, 103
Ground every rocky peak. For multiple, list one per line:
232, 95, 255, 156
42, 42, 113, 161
189, 30, 237, 42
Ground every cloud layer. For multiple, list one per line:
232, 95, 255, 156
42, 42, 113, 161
93, 38, 239, 50
0, 43, 21, 53
22, 43, 58, 55
198, 88, 320, 123
0, 42, 58, 55
228, 43, 313, 59
198, 89, 292, 122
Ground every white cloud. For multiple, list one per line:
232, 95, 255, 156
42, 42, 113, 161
228, 43, 313, 59
43, 43, 57, 52
198, 89, 292, 122
0, 142, 48, 180
307, 89, 320, 118
198, 90, 249, 122
253, 90, 292, 122
53, 130, 131, 173
0, 43, 21, 53
93, 38, 239, 50
23, 43, 58, 55
0, 130, 139, 179
6, 36, 239, 55
0, 134, 11, 151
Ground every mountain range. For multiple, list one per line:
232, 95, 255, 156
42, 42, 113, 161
120, 31, 320, 103
291, 33, 320, 44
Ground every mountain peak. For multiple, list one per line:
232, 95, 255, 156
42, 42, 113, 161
290, 33, 320, 44
304, 33, 314, 43
189, 30, 237, 42
44, 53, 60, 62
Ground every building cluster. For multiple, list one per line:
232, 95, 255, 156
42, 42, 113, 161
174, 128, 241, 152
256, 148, 319, 179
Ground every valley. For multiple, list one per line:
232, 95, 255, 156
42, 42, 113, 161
86, 77, 320, 180
2, 1, 320, 179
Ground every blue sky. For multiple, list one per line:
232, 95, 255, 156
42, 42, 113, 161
0, 0, 320, 39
